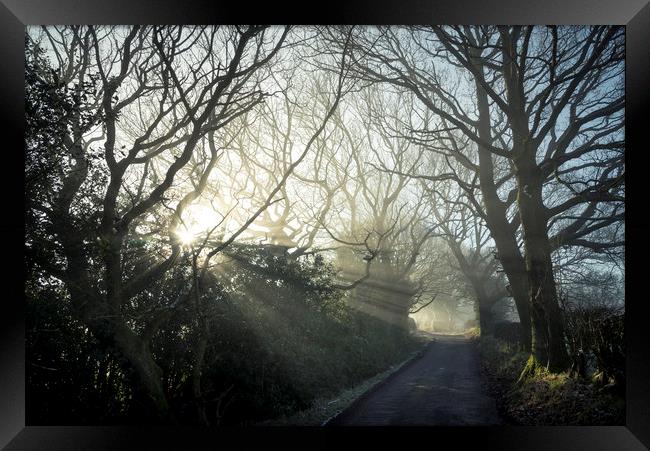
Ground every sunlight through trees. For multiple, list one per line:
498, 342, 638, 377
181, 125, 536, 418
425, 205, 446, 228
25, 25, 624, 425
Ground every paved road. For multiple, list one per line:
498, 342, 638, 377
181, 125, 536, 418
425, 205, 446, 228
327, 334, 502, 426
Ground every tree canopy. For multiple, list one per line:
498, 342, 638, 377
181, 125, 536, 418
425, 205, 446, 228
26, 25, 624, 424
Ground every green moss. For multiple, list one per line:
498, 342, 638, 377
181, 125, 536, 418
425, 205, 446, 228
546, 373, 570, 391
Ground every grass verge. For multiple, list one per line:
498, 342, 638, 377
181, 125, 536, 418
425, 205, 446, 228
257, 333, 431, 426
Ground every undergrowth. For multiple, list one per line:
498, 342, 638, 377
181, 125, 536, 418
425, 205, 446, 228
478, 336, 624, 425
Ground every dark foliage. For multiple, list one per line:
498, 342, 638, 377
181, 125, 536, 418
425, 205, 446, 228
563, 306, 625, 388
27, 244, 417, 424
492, 321, 523, 347
25, 37, 103, 197
26, 279, 132, 424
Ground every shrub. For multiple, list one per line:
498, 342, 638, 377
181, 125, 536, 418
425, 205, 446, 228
563, 305, 624, 388
492, 321, 523, 347
27, 244, 420, 425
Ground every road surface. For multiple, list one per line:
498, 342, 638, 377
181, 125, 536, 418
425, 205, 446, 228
327, 334, 502, 426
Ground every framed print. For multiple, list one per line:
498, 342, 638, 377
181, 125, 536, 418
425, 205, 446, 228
2, 0, 649, 449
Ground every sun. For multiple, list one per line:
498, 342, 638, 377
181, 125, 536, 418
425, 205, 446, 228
176, 228, 196, 246
175, 203, 222, 246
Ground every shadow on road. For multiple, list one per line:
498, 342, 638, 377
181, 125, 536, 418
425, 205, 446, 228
326, 333, 502, 426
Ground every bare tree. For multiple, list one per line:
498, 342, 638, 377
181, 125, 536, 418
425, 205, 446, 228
423, 178, 510, 335
25, 25, 359, 420
335, 25, 623, 372
310, 87, 439, 327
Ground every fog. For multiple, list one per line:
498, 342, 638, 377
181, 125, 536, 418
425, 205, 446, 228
25, 25, 624, 425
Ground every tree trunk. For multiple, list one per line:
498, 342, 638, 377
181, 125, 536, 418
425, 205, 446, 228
192, 333, 209, 426
78, 299, 171, 421
515, 157, 570, 373
56, 216, 173, 421
501, 263, 532, 350
495, 27, 569, 374
191, 258, 210, 426
477, 295, 495, 335
473, 73, 532, 352
111, 321, 173, 422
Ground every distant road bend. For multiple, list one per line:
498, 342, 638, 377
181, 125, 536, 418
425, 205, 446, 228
327, 334, 502, 426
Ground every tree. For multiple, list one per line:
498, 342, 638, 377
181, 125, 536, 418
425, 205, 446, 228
423, 178, 510, 335
313, 86, 438, 327
337, 25, 623, 372
25, 25, 352, 421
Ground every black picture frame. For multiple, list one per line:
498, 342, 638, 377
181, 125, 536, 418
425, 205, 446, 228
2, 1, 648, 449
